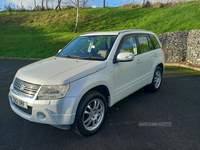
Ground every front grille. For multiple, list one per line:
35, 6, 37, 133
13, 103, 32, 115
13, 78, 41, 97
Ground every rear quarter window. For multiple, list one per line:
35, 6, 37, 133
150, 35, 161, 49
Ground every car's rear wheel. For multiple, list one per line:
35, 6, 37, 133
148, 66, 162, 92
72, 90, 107, 136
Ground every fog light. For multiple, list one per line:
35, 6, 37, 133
37, 112, 46, 120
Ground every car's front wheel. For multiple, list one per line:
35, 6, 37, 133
72, 90, 107, 136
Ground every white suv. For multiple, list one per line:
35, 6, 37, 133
9, 30, 164, 136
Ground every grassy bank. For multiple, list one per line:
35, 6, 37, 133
0, 1, 200, 58
165, 66, 200, 74
0, 33, 80, 58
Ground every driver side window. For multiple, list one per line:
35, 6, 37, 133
120, 36, 137, 55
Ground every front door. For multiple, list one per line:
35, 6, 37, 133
114, 35, 142, 103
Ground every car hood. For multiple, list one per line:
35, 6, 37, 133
16, 57, 107, 85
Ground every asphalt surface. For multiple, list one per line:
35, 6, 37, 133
0, 59, 200, 150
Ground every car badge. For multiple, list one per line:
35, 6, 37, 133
20, 83, 25, 91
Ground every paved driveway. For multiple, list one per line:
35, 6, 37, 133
0, 59, 200, 150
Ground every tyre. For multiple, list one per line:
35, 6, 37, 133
148, 66, 162, 92
72, 90, 107, 136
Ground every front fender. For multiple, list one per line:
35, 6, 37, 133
65, 66, 114, 115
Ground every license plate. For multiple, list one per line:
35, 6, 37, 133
12, 96, 27, 109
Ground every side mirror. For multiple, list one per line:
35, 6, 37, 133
58, 49, 62, 54
117, 52, 134, 62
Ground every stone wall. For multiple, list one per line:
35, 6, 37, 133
156, 30, 200, 65
157, 31, 188, 63
157, 30, 200, 65
187, 30, 200, 65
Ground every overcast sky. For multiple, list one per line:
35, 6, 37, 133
0, 0, 141, 10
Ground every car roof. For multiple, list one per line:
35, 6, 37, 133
80, 29, 155, 36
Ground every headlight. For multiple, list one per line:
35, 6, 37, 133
37, 84, 70, 100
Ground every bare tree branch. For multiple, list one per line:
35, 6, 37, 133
55, 0, 62, 10
69, 0, 76, 6
82, 0, 88, 8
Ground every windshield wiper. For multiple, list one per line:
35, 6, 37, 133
83, 57, 105, 60
60, 55, 80, 58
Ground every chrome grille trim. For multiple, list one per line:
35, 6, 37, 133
13, 78, 41, 97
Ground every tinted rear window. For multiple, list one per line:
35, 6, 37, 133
150, 35, 161, 49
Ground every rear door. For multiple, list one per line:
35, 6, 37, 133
137, 34, 160, 87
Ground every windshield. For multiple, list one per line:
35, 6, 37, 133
57, 35, 117, 60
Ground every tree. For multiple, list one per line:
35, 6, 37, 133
103, 0, 105, 8
51, 0, 54, 10
34, 0, 36, 8
69, 0, 79, 33
33, 0, 37, 10
55, 0, 62, 10
41, 0, 44, 10
82, 0, 84, 8
46, 0, 50, 10
142, 0, 145, 7
74, 0, 79, 33
82, 0, 88, 8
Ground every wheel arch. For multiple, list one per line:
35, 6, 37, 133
72, 85, 110, 136
80, 85, 110, 109
71, 84, 111, 123
157, 63, 164, 74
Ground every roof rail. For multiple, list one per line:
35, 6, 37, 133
119, 29, 137, 34
81, 31, 96, 35
81, 29, 151, 36
82, 30, 137, 35
118, 29, 151, 34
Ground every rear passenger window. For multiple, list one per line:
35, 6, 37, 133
150, 35, 161, 49
138, 36, 149, 53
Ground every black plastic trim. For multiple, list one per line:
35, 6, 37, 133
13, 103, 32, 115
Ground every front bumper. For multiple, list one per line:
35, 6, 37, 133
9, 90, 77, 128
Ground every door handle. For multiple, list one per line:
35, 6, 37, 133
154, 53, 157, 57
136, 59, 141, 64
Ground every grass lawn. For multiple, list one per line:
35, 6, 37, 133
0, 32, 80, 58
0, 1, 200, 58
165, 66, 200, 74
